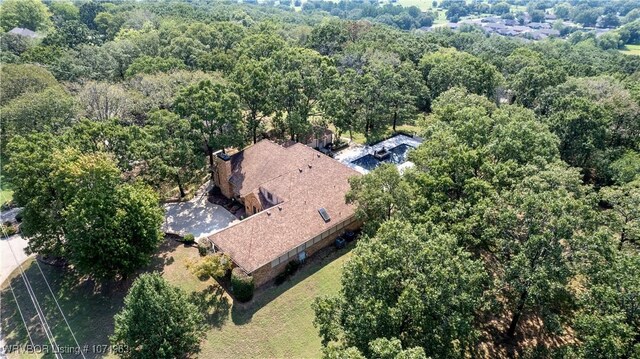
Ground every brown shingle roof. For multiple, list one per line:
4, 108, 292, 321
228, 140, 314, 197
209, 141, 360, 273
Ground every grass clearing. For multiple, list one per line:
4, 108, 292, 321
620, 44, 640, 56
1, 174, 13, 206
1, 239, 352, 358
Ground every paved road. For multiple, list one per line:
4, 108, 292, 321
0, 234, 31, 285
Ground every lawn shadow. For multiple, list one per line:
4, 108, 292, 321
230, 243, 354, 326
0, 237, 200, 359
190, 284, 230, 328
146, 236, 184, 274
1, 259, 126, 359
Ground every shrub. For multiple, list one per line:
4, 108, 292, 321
183, 233, 195, 245
231, 267, 254, 302
275, 260, 301, 285
197, 244, 207, 256
1, 223, 18, 236
285, 259, 300, 276
189, 253, 231, 280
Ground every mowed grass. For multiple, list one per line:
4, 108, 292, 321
1, 239, 352, 359
1, 174, 13, 205
620, 44, 640, 55
331, 123, 422, 145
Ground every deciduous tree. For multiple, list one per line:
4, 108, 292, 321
111, 273, 205, 359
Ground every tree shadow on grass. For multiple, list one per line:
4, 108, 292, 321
146, 236, 183, 274
0, 237, 202, 359
190, 284, 230, 328
230, 243, 354, 326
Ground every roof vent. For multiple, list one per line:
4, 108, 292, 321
318, 208, 331, 223
308, 164, 312, 169
267, 211, 271, 216
317, 154, 321, 158
298, 168, 303, 173
278, 206, 283, 211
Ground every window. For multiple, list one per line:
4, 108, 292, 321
288, 248, 297, 258
279, 254, 288, 263
253, 206, 257, 214
271, 258, 280, 268
267, 192, 273, 202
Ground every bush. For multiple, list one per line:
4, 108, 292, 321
1, 223, 18, 236
285, 259, 300, 276
183, 233, 195, 245
275, 260, 301, 285
231, 267, 254, 302
197, 244, 207, 256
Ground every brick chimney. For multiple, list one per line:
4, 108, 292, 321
213, 151, 234, 199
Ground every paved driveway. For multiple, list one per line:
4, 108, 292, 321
0, 234, 31, 284
163, 196, 237, 240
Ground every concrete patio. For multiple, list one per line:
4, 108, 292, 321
162, 195, 238, 240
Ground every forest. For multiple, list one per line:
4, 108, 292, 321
1, 0, 639, 358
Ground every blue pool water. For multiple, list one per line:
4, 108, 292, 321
351, 144, 414, 171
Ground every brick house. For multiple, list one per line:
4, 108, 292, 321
208, 140, 361, 286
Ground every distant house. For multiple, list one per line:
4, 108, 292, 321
539, 29, 560, 37
504, 19, 518, 26
303, 128, 333, 150
481, 16, 501, 23
528, 22, 551, 29
483, 22, 506, 30
545, 13, 557, 21
208, 140, 361, 286
8, 27, 38, 39
527, 31, 548, 40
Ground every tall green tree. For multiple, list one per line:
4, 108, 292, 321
0, 0, 52, 31
60, 152, 164, 279
142, 110, 204, 198
230, 57, 275, 144
5, 138, 163, 279
483, 164, 596, 339
111, 273, 205, 359
174, 80, 245, 167
345, 163, 412, 235
271, 47, 337, 141
314, 220, 488, 359
419, 48, 502, 102
600, 179, 640, 250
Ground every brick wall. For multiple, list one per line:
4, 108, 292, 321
213, 154, 234, 198
250, 219, 362, 287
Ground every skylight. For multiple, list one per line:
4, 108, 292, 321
318, 208, 330, 222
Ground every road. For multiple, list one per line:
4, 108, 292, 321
0, 234, 31, 285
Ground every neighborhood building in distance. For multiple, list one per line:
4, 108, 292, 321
208, 140, 361, 286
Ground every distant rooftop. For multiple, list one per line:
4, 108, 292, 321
8, 27, 38, 38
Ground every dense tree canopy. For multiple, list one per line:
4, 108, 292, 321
0, 0, 638, 356
111, 273, 205, 359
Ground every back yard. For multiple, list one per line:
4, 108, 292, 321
0, 239, 352, 358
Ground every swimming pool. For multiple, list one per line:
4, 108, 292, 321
351, 144, 414, 171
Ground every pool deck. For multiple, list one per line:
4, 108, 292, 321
334, 134, 423, 174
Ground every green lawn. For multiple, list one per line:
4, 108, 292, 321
332, 123, 422, 146
1, 174, 13, 206
620, 44, 640, 56
1, 239, 352, 358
